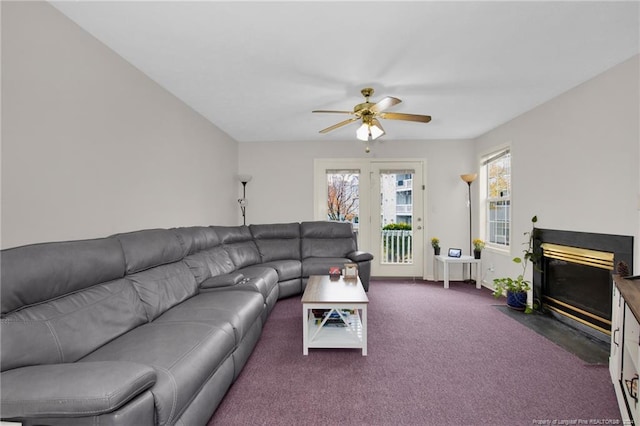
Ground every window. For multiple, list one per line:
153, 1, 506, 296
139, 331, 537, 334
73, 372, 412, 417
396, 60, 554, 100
483, 149, 511, 247
326, 170, 359, 229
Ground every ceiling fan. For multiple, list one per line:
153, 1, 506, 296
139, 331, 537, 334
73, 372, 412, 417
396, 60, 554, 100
312, 87, 432, 146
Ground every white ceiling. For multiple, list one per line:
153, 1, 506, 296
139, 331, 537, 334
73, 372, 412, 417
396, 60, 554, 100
50, 1, 640, 143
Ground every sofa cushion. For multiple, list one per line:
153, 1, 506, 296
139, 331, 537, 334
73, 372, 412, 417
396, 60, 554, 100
173, 226, 220, 256
1, 238, 125, 315
127, 262, 198, 321
156, 291, 264, 344
258, 260, 302, 282
1, 362, 156, 419
212, 226, 261, 269
249, 223, 301, 261
1, 279, 147, 371
152, 305, 236, 343
300, 221, 357, 258
183, 247, 235, 285
80, 321, 235, 426
114, 229, 186, 274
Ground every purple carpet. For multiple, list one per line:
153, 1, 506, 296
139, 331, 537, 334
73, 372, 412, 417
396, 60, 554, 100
209, 279, 621, 425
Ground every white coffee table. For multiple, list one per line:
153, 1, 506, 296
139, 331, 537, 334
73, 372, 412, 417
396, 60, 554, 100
434, 255, 481, 289
301, 275, 369, 356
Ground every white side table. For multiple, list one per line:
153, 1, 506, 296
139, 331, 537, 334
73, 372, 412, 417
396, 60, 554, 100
434, 255, 481, 289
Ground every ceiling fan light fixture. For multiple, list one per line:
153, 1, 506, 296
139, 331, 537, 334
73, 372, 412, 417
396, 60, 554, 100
356, 121, 385, 141
356, 122, 370, 141
370, 118, 385, 140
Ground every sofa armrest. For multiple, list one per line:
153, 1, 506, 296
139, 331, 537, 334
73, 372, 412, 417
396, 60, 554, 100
348, 251, 374, 262
1, 361, 156, 420
201, 272, 245, 289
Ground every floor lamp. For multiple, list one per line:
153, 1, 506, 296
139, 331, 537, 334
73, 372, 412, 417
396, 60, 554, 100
460, 173, 477, 281
237, 174, 252, 225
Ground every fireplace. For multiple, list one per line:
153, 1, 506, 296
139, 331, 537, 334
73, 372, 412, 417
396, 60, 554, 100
533, 229, 633, 342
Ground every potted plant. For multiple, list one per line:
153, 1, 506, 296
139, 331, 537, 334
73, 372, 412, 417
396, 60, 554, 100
472, 239, 485, 259
492, 216, 539, 313
431, 237, 441, 256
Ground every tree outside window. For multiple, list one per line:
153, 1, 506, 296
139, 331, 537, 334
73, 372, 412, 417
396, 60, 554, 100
327, 172, 359, 227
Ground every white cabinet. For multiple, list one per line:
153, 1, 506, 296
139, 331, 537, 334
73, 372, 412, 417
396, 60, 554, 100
610, 275, 640, 424
610, 283, 624, 385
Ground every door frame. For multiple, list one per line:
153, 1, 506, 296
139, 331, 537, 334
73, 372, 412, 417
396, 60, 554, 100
370, 160, 425, 278
314, 158, 428, 279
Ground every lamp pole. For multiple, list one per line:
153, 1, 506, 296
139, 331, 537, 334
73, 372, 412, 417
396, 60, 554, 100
241, 181, 247, 225
460, 174, 477, 282
466, 180, 472, 255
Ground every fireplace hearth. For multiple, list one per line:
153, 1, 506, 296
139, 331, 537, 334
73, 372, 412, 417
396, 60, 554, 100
533, 229, 633, 342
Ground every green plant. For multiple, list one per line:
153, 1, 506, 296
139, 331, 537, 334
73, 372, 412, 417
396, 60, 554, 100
431, 237, 440, 249
492, 215, 539, 313
383, 223, 412, 231
473, 239, 485, 251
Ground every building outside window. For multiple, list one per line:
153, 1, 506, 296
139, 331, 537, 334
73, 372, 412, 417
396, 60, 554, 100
395, 173, 412, 226
484, 149, 511, 247
380, 173, 413, 226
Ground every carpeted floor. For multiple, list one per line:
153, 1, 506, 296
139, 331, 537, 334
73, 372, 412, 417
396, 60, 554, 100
208, 279, 621, 425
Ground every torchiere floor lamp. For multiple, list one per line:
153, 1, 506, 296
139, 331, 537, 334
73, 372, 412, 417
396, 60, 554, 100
237, 174, 252, 225
460, 173, 477, 282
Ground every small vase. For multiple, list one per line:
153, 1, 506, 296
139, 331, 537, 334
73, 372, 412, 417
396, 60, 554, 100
474, 250, 481, 259
434, 247, 441, 256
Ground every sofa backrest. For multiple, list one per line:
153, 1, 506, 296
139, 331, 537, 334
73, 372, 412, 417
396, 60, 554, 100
1, 238, 125, 315
114, 228, 188, 275
114, 229, 198, 321
249, 223, 301, 262
175, 226, 235, 285
212, 225, 261, 269
173, 226, 220, 256
183, 247, 236, 285
300, 221, 357, 258
1, 279, 148, 371
0, 238, 148, 371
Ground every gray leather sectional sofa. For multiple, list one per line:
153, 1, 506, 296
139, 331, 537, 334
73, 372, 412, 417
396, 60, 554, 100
1, 221, 373, 426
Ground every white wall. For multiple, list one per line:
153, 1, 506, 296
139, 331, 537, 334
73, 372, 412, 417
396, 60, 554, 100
239, 138, 475, 279
1, 2, 239, 249
475, 54, 640, 285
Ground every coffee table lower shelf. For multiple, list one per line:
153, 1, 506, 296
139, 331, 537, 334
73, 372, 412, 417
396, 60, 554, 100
303, 304, 367, 356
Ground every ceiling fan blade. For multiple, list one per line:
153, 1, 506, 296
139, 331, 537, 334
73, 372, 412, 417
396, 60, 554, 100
380, 112, 432, 123
370, 96, 402, 114
312, 110, 353, 114
319, 117, 359, 134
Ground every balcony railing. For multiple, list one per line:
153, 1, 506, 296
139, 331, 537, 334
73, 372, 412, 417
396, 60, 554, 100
396, 204, 412, 215
381, 229, 413, 264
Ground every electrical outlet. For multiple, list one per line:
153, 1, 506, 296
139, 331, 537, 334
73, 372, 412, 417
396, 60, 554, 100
488, 264, 495, 272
